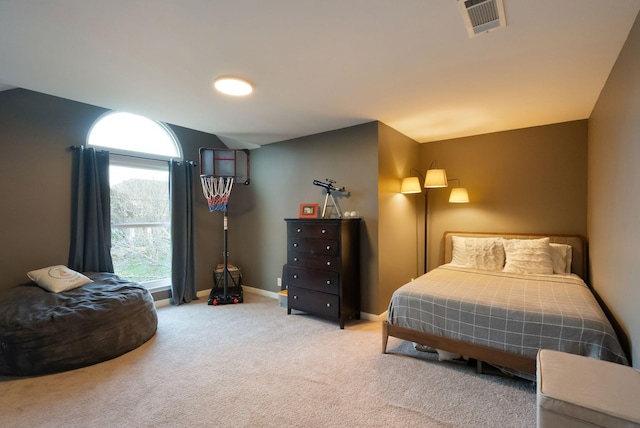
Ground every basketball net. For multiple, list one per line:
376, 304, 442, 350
200, 176, 234, 212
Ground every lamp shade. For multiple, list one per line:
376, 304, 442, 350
400, 177, 422, 194
449, 187, 470, 203
424, 169, 448, 188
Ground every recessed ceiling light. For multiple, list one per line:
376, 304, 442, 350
213, 77, 253, 96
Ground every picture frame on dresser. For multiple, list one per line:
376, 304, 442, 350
298, 203, 319, 218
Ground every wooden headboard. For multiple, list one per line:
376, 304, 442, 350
442, 231, 587, 280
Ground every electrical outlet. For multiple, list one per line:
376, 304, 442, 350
277, 277, 282, 287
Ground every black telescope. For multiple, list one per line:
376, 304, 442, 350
313, 179, 345, 193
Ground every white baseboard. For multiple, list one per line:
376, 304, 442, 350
154, 285, 278, 308
242, 285, 279, 299
375, 310, 388, 322
154, 298, 171, 308
155, 285, 385, 321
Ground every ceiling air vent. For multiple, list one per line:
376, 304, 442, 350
458, 0, 506, 38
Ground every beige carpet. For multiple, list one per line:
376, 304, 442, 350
0, 292, 536, 427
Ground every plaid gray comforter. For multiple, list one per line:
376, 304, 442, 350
387, 265, 628, 365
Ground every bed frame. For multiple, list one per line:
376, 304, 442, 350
382, 231, 587, 376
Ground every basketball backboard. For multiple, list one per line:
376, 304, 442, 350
199, 148, 250, 185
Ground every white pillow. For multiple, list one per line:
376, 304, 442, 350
464, 237, 505, 271
27, 265, 92, 293
550, 243, 573, 274
450, 236, 468, 266
503, 238, 553, 275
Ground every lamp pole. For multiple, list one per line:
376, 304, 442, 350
423, 189, 429, 274
402, 165, 451, 275
402, 165, 468, 275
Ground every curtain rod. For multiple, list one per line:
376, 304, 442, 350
67, 145, 197, 166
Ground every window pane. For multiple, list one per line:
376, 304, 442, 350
111, 225, 171, 284
110, 164, 171, 286
110, 166, 169, 224
88, 112, 181, 159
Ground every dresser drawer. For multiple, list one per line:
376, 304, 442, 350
286, 266, 339, 294
288, 286, 339, 319
287, 252, 340, 271
287, 222, 339, 239
288, 238, 339, 256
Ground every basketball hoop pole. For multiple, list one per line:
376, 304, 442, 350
222, 210, 229, 298
204, 181, 239, 306
199, 147, 250, 306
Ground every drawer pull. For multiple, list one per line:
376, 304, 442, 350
297, 228, 302, 233
294, 257, 298, 262
321, 229, 326, 234
293, 274, 298, 279
326, 303, 331, 307
326, 280, 331, 285
293, 295, 298, 300
326, 261, 331, 266
326, 245, 331, 250
293, 243, 298, 247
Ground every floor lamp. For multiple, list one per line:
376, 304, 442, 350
401, 166, 469, 274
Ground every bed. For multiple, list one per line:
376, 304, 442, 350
0, 270, 157, 377
383, 232, 629, 378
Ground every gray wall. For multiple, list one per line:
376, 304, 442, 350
229, 121, 424, 315
228, 123, 381, 314
0, 89, 226, 295
0, 89, 98, 288
588, 12, 640, 367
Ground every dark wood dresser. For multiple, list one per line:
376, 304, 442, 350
284, 218, 360, 329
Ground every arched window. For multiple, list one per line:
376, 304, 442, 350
87, 111, 182, 290
87, 111, 181, 159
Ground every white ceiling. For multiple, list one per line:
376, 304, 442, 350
1, 1, 639, 149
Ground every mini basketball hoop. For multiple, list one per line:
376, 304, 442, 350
198, 148, 249, 212
200, 176, 234, 212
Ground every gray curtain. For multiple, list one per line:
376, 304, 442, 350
170, 160, 197, 305
68, 146, 114, 273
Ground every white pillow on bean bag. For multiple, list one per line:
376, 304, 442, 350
27, 265, 93, 293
